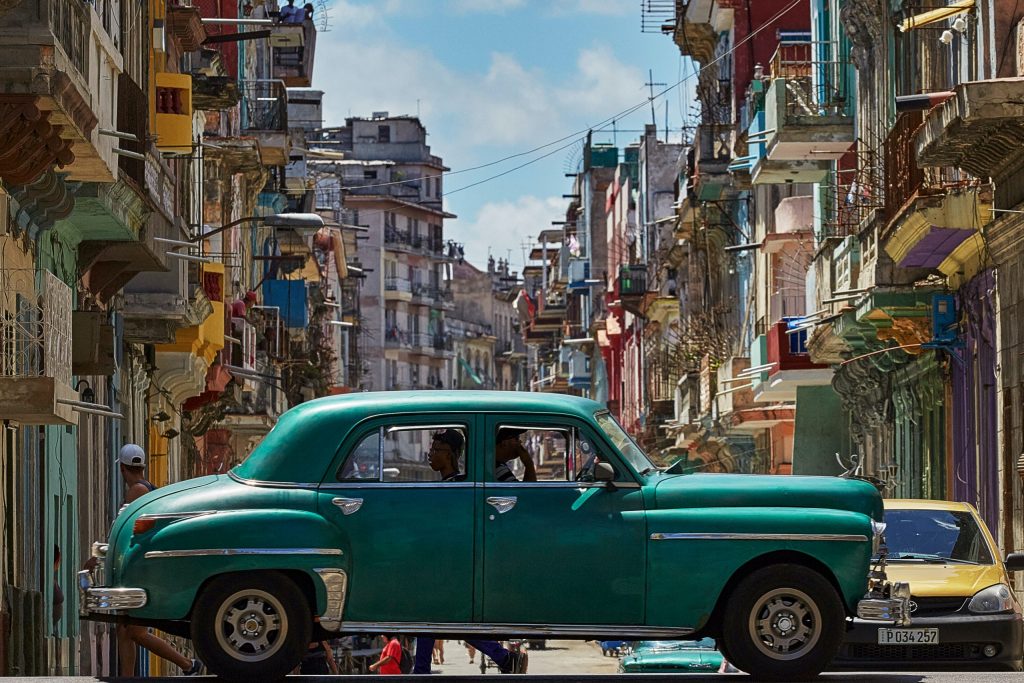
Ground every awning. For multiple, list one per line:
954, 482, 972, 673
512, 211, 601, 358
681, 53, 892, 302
458, 357, 483, 385
899, 0, 973, 32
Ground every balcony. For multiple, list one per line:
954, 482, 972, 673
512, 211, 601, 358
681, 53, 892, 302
752, 321, 832, 403
240, 80, 289, 166
154, 72, 193, 153
567, 348, 591, 388
0, 1, 124, 184
384, 327, 412, 349
618, 264, 650, 315
883, 112, 991, 288
0, 271, 76, 424
762, 42, 854, 162
384, 276, 412, 302
916, 79, 1024, 186
166, 2, 206, 51
691, 123, 733, 201
270, 19, 317, 87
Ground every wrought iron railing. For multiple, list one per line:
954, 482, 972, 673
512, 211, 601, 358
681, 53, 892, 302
768, 40, 850, 117
240, 80, 287, 132
0, 270, 72, 386
619, 264, 648, 296
821, 147, 884, 238
883, 111, 974, 225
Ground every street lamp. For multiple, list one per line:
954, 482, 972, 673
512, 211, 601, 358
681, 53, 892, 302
192, 213, 325, 242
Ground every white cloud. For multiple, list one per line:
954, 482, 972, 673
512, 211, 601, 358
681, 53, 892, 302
314, 37, 645, 155
453, 195, 565, 269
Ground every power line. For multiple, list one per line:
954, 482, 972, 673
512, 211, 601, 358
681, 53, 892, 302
315, 0, 803, 197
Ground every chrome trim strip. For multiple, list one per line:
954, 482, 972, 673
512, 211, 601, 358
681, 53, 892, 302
649, 532, 869, 542
323, 481, 476, 489
484, 481, 612, 488
137, 511, 217, 521
336, 622, 695, 638
144, 547, 344, 559
313, 568, 348, 631
228, 470, 319, 489
385, 423, 467, 434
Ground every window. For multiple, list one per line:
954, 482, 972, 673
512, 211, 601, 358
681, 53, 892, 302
493, 424, 614, 483
378, 125, 391, 143
336, 425, 469, 483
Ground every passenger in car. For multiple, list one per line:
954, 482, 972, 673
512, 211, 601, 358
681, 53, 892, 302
428, 430, 466, 482
495, 428, 537, 482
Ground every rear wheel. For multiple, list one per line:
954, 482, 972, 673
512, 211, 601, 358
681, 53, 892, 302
720, 564, 844, 681
191, 571, 312, 682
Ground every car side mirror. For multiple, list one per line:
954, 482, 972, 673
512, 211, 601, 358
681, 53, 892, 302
383, 467, 401, 480
595, 462, 615, 484
1005, 552, 1024, 572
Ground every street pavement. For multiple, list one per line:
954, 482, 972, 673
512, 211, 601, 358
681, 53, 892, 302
4, 640, 1024, 680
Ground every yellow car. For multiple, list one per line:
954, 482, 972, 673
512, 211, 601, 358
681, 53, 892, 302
835, 499, 1024, 670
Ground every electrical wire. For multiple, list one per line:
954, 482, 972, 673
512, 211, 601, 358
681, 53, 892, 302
320, 0, 805, 195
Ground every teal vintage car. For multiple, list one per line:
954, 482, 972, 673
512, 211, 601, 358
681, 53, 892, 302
79, 391, 909, 681
620, 638, 724, 673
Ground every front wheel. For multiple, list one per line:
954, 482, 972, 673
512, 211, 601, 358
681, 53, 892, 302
720, 563, 844, 681
191, 571, 312, 682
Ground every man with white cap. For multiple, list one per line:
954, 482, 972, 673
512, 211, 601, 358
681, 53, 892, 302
112, 444, 203, 676
117, 443, 157, 502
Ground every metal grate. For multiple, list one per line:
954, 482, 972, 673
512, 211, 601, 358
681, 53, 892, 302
0, 270, 72, 386
845, 642, 983, 660
910, 596, 968, 616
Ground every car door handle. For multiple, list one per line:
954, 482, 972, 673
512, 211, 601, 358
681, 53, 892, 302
332, 497, 363, 515
486, 496, 517, 514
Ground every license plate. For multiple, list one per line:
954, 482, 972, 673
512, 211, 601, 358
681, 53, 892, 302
877, 628, 939, 645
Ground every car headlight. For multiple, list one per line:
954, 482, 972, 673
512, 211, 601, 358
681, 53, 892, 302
870, 520, 886, 556
968, 584, 1019, 614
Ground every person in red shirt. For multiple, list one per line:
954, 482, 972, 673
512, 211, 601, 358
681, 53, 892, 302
369, 634, 403, 675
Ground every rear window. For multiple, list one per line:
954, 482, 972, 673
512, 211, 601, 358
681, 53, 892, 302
882, 508, 994, 565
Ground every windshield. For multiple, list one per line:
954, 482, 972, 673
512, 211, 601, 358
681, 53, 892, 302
595, 411, 655, 474
881, 508, 994, 565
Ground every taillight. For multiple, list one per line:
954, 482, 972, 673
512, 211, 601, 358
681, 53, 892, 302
133, 518, 156, 535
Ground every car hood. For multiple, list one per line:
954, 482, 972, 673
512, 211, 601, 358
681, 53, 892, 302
653, 473, 883, 520
883, 561, 1006, 597
622, 649, 723, 671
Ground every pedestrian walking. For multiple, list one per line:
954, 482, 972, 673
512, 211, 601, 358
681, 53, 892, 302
368, 634, 403, 674
432, 638, 445, 665
105, 444, 202, 676
464, 640, 476, 663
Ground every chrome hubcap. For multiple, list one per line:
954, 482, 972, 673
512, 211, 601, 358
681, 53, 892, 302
748, 587, 821, 661
215, 589, 287, 662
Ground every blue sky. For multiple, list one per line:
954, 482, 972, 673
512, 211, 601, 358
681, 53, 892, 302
313, 0, 695, 271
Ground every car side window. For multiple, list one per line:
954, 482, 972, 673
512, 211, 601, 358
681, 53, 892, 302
493, 425, 572, 482
336, 424, 469, 483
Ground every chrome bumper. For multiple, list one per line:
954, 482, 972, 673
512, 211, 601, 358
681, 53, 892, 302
856, 581, 912, 626
78, 569, 148, 611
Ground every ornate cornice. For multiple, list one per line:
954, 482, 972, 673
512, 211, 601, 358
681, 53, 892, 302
8, 168, 76, 235
840, 0, 886, 73
0, 96, 76, 185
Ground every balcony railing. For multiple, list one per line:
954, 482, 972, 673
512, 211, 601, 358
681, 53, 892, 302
883, 111, 974, 225
241, 80, 287, 132
50, 0, 89, 78
384, 228, 445, 256
821, 148, 883, 238
384, 326, 412, 348
1, 271, 72, 387
384, 277, 411, 294
768, 41, 850, 118
618, 264, 648, 296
